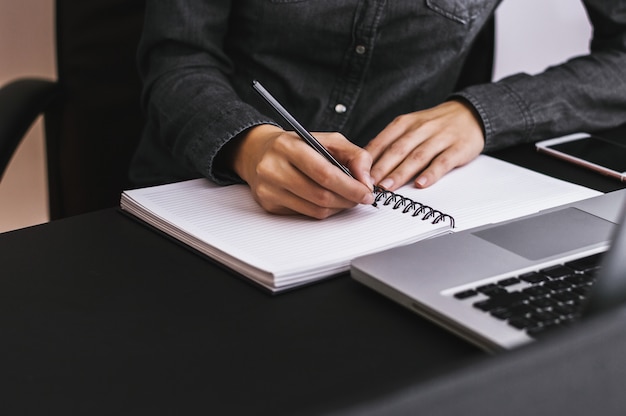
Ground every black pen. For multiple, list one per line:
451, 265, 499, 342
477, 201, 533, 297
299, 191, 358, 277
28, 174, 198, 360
252, 80, 353, 178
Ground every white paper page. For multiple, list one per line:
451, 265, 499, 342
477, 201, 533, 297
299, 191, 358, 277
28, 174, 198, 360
389, 155, 601, 231
123, 179, 450, 286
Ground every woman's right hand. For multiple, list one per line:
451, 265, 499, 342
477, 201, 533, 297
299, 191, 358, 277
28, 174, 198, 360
228, 124, 375, 219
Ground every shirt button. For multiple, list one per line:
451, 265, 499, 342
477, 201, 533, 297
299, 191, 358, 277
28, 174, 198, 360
334, 104, 347, 114
355, 45, 366, 54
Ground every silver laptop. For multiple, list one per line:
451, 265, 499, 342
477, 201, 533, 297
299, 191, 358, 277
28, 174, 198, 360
351, 189, 626, 352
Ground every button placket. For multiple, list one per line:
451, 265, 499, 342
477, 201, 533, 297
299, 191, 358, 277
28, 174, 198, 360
325, 0, 387, 131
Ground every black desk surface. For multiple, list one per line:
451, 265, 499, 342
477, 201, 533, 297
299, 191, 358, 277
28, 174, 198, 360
1, 143, 624, 415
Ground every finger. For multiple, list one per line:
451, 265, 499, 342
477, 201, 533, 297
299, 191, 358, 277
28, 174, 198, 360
295, 153, 374, 207
412, 149, 459, 189
240, 129, 364, 218
321, 134, 375, 191
257, 186, 344, 219
253, 158, 350, 219
413, 141, 483, 188
375, 135, 450, 191
301, 133, 375, 204
364, 115, 413, 162
274, 140, 370, 209
370, 133, 428, 186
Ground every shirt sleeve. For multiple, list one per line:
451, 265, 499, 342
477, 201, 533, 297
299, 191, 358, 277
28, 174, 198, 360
137, 0, 277, 185
453, 0, 626, 152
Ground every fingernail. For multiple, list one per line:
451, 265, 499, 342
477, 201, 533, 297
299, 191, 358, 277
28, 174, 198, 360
416, 176, 428, 187
378, 178, 394, 190
362, 193, 375, 205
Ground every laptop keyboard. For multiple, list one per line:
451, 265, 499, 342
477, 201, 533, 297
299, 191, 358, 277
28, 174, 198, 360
453, 252, 604, 339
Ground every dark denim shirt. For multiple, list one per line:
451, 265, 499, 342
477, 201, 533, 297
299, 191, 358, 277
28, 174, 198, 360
131, 0, 626, 186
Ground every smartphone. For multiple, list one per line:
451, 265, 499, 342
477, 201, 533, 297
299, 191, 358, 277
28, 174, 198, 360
536, 133, 626, 182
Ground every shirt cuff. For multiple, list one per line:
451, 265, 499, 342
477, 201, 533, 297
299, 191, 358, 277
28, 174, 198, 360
451, 74, 536, 152
180, 101, 280, 186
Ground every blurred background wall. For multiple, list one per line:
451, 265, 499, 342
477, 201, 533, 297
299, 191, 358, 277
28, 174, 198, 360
0, 0, 592, 232
0, 0, 54, 232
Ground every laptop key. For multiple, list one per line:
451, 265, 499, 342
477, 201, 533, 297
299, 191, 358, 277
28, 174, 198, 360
544, 280, 571, 291
541, 264, 575, 279
570, 285, 592, 297
519, 272, 548, 284
530, 309, 560, 324
527, 323, 559, 339
497, 277, 520, 287
473, 292, 528, 312
454, 289, 479, 300
508, 316, 537, 330
476, 283, 507, 296
491, 307, 514, 320
522, 285, 552, 298
564, 274, 594, 286
552, 290, 581, 303
565, 253, 603, 272
530, 296, 559, 310
506, 302, 535, 318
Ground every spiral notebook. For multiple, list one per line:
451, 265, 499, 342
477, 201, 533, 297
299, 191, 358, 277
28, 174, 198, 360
120, 156, 600, 293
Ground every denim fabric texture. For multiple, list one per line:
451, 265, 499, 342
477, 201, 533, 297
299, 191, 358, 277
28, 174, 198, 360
131, 0, 626, 187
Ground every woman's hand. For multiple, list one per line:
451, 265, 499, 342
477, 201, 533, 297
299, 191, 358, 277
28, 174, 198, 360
366, 100, 485, 191
230, 125, 375, 219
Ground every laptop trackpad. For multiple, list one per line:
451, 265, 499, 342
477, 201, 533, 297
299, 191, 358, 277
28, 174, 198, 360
473, 208, 615, 261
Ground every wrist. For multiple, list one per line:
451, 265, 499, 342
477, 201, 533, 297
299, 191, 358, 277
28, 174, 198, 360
447, 98, 486, 142
227, 124, 283, 182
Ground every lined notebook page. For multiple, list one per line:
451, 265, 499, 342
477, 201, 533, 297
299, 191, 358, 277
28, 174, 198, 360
386, 155, 601, 231
121, 179, 450, 291
121, 155, 600, 292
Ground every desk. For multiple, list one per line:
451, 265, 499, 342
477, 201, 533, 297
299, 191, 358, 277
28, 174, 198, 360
1, 143, 624, 415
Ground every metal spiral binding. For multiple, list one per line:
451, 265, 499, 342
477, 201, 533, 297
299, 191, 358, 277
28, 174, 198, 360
372, 186, 455, 228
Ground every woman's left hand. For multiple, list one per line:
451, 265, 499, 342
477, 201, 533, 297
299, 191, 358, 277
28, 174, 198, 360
365, 99, 485, 191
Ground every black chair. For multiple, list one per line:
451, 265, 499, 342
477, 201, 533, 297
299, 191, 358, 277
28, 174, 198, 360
0, 2, 493, 221
0, 0, 146, 220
